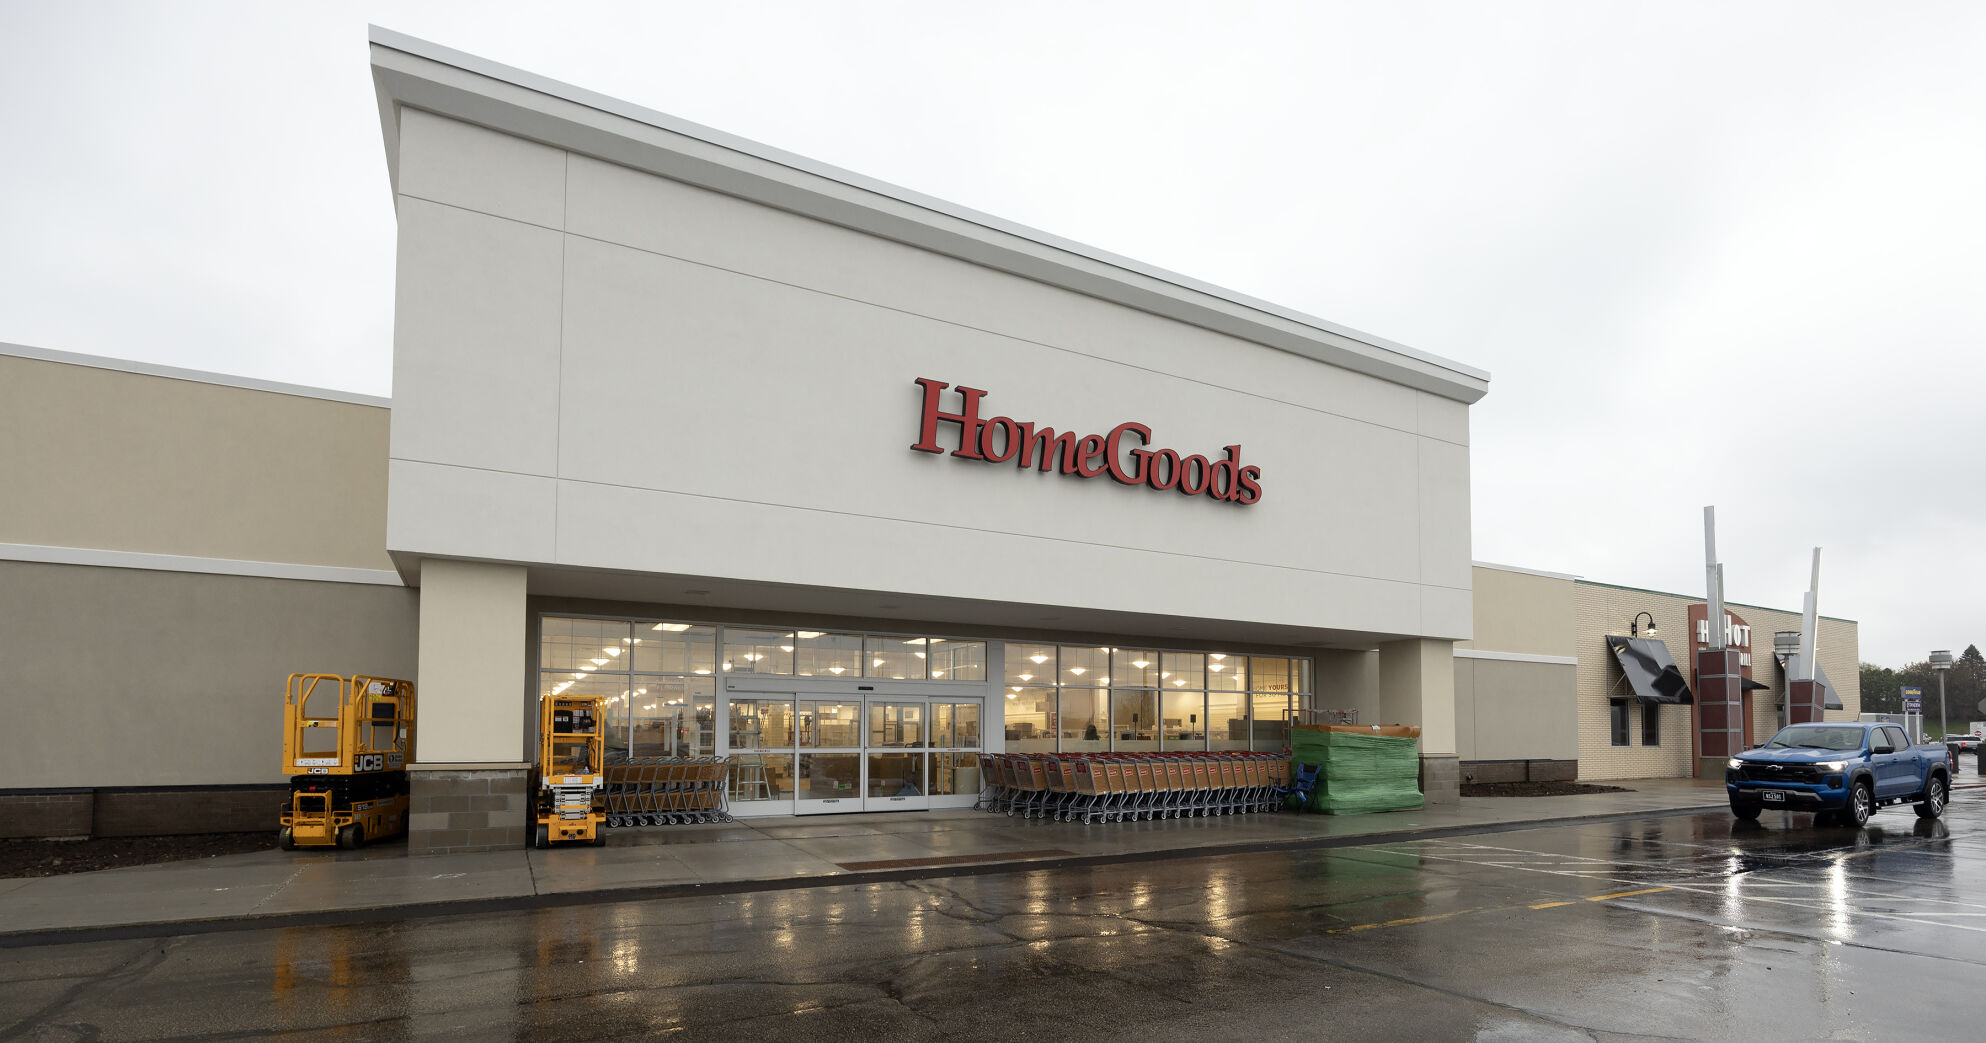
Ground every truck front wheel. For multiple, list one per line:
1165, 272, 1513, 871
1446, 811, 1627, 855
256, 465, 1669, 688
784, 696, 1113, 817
1844, 781, 1873, 828
1730, 803, 1761, 821
1916, 775, 1947, 820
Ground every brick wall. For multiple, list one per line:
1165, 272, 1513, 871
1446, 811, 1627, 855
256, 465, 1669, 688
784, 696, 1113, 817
0, 786, 288, 839
0, 791, 95, 839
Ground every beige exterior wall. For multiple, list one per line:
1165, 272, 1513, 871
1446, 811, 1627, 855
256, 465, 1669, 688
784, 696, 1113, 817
1456, 659, 1578, 762
0, 353, 391, 570
1459, 565, 1576, 658
415, 559, 529, 764
0, 560, 417, 788
1575, 581, 1860, 781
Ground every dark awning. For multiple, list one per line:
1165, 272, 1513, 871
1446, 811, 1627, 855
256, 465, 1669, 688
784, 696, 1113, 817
1774, 652, 1845, 710
1742, 677, 1770, 691
1606, 636, 1694, 704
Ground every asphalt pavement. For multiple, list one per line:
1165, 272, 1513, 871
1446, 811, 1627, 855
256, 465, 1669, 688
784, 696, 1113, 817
4, 784, 1985, 1040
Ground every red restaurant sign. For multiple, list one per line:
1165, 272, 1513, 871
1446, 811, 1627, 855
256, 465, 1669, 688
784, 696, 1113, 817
909, 378, 1262, 506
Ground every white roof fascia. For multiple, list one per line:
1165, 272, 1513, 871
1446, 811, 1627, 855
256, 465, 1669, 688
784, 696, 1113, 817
367, 27, 1490, 405
1, 342, 390, 409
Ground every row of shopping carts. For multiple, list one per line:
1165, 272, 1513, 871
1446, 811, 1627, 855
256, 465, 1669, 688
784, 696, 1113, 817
975, 752, 1289, 822
602, 757, 733, 826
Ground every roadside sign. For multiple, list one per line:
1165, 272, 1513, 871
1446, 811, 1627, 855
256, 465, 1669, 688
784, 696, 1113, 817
1904, 697, 1922, 713
1903, 686, 1922, 715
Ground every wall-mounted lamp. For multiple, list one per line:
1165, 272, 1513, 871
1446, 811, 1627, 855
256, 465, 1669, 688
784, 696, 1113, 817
1630, 612, 1658, 639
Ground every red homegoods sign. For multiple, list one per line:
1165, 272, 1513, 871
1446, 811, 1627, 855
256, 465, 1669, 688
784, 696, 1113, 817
1689, 603, 1753, 680
909, 378, 1262, 505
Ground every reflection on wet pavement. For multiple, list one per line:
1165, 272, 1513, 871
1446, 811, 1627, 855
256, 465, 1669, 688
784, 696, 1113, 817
4, 797, 1982, 1040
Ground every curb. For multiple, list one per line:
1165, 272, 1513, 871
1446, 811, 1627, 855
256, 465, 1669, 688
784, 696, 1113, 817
0, 802, 1727, 949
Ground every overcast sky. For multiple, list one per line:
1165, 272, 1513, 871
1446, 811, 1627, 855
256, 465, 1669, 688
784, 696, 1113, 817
5, 3, 1982, 669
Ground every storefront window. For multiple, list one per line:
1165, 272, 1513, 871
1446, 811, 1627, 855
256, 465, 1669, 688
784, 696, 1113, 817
1248, 691, 1290, 752
1160, 652, 1205, 692
632, 624, 715, 675
1206, 653, 1246, 691
1112, 648, 1159, 688
865, 636, 927, 680
1249, 657, 1292, 695
1004, 686, 1054, 752
1161, 689, 1206, 749
932, 702, 981, 748
1058, 688, 1106, 751
1111, 689, 1160, 752
1058, 645, 1109, 684
1005, 642, 1055, 685
931, 752, 981, 796
1207, 690, 1248, 750
722, 628, 794, 674
796, 632, 863, 677
929, 639, 986, 681
541, 617, 633, 672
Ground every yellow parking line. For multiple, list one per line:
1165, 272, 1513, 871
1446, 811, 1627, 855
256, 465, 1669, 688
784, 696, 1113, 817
1587, 887, 1672, 902
1529, 901, 1575, 909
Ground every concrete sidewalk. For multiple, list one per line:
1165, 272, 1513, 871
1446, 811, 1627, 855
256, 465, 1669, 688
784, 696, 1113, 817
0, 779, 1729, 941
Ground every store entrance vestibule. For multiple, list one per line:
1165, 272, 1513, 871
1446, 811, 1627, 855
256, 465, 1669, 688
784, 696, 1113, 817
731, 691, 983, 815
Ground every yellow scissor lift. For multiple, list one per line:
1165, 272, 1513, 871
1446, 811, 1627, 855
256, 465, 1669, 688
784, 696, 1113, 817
534, 696, 607, 847
280, 673, 415, 849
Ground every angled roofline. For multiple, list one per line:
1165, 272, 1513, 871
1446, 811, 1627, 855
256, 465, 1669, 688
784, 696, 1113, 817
0, 342, 390, 409
367, 26, 1489, 404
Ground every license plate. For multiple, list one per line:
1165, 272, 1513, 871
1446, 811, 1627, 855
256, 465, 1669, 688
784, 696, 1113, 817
1761, 791, 1785, 803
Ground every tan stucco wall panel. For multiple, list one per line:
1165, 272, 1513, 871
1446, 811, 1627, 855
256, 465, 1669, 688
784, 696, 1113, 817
1462, 565, 1576, 658
0, 355, 391, 570
1, 560, 418, 788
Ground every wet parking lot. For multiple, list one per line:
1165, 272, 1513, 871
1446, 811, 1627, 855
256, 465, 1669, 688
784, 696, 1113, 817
4, 791, 1983, 1041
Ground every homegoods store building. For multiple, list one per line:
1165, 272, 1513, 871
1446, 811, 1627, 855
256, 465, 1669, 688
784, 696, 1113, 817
0, 31, 1857, 854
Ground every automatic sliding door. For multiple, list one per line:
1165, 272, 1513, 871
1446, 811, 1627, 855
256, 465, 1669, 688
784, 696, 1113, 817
864, 701, 928, 811
796, 699, 861, 814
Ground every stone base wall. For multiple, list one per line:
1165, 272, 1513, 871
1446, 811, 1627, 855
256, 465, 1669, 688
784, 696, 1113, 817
1461, 759, 1580, 785
0, 786, 288, 839
408, 769, 529, 855
1419, 754, 1461, 806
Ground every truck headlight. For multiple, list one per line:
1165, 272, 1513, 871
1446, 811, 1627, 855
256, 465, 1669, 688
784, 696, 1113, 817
1727, 759, 1743, 770
1820, 761, 1845, 772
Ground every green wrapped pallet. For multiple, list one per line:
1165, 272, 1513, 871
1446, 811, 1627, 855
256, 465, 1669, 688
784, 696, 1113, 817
1290, 725, 1423, 814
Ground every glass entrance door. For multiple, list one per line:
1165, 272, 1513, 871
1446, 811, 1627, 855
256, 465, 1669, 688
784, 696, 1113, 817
864, 701, 928, 811
795, 698, 862, 814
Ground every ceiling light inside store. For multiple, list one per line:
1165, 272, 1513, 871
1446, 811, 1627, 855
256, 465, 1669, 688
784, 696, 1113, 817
581, 665, 597, 672
797, 631, 823, 639
1006, 690, 1018, 699
1209, 664, 1224, 672
914, 652, 926, 659
1173, 679, 1188, 687
1069, 667, 1087, 676
1132, 660, 1150, 669
1018, 674, 1033, 682
743, 653, 763, 662
605, 648, 621, 657
654, 623, 690, 632
903, 638, 926, 646
1030, 654, 1048, 664
1099, 677, 1109, 685
873, 658, 885, 667
1210, 654, 1226, 661
933, 670, 945, 677
589, 658, 607, 666
829, 667, 845, 675
694, 669, 710, 675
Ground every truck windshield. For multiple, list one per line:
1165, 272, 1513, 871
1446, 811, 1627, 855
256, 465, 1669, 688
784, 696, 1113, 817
1763, 726, 1865, 751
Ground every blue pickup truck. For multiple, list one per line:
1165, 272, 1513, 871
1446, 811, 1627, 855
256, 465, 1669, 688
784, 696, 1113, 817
1727, 721, 1951, 827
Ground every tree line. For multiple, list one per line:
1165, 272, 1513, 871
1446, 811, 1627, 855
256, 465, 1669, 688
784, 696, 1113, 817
1859, 644, 1985, 737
